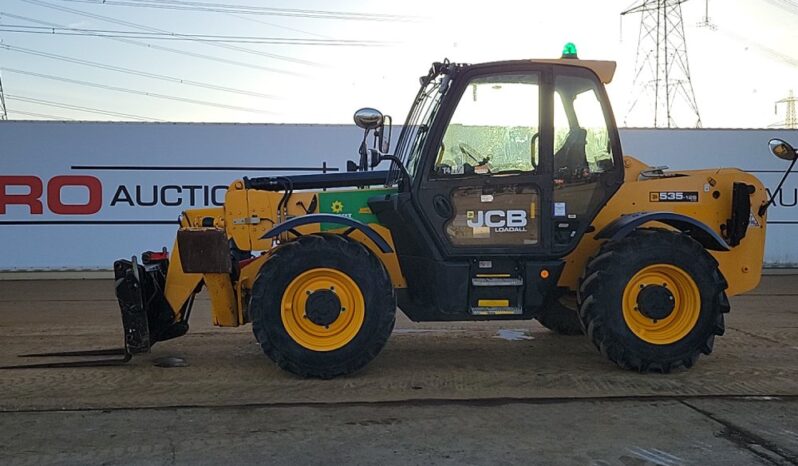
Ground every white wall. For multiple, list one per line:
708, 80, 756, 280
1, 122, 796, 270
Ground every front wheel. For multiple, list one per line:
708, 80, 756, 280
250, 234, 396, 379
578, 230, 729, 373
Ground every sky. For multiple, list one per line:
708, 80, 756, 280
0, 0, 796, 128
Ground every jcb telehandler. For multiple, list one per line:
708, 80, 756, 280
10, 45, 797, 377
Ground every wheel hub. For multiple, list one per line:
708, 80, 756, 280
622, 264, 701, 345
305, 289, 342, 327
636, 285, 675, 320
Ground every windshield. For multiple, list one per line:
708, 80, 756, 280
389, 71, 449, 185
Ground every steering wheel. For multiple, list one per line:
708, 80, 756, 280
458, 142, 489, 166
530, 132, 539, 170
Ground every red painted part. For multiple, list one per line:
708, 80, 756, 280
238, 257, 257, 269
145, 251, 169, 261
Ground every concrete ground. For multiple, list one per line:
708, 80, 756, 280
0, 276, 796, 465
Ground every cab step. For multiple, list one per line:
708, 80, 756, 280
471, 277, 524, 287
470, 306, 523, 316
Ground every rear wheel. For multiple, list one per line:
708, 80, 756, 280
250, 234, 396, 379
578, 230, 729, 373
536, 291, 583, 335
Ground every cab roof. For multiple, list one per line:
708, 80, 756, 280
533, 59, 617, 84
463, 59, 617, 85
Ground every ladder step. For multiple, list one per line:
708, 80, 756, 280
471, 278, 524, 287
470, 306, 523, 316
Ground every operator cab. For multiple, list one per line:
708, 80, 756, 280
370, 45, 624, 321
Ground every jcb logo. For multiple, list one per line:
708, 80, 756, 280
467, 209, 527, 230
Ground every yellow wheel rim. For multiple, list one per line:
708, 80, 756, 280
622, 264, 701, 345
281, 268, 365, 352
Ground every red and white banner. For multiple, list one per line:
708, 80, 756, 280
1, 122, 362, 270
1, 122, 797, 269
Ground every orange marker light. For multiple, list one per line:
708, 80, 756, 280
540, 269, 550, 279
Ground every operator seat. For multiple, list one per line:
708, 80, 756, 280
554, 127, 588, 175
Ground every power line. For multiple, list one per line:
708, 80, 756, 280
5, 94, 163, 121
22, 0, 323, 67
1, 67, 275, 115
227, 13, 332, 40
0, 71, 7, 120
0, 43, 275, 99
0, 24, 391, 46
219, 14, 333, 71
3, 10, 308, 75
127, 0, 417, 20
56, 0, 420, 22
7, 109, 75, 120
763, 0, 798, 14
717, 25, 798, 68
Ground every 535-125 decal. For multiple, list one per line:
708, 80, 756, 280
649, 191, 699, 202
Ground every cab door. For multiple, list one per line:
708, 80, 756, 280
414, 65, 553, 258
413, 64, 623, 259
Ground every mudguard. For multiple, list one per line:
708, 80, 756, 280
261, 213, 393, 253
595, 211, 731, 251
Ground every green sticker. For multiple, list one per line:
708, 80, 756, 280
318, 188, 396, 230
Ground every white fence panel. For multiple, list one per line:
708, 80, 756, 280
1, 122, 796, 270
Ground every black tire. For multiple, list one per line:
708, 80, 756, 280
578, 229, 730, 373
250, 234, 396, 379
536, 291, 584, 335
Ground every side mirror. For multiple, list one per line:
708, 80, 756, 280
352, 107, 392, 171
759, 138, 798, 216
769, 138, 797, 161
353, 107, 384, 130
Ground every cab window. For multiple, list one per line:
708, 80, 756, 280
433, 73, 540, 177
553, 75, 614, 181
552, 73, 617, 247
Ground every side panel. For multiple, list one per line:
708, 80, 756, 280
226, 184, 253, 250
318, 188, 396, 228
246, 190, 318, 250
560, 157, 767, 296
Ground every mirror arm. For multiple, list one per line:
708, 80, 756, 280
358, 129, 370, 171
373, 126, 384, 157
759, 154, 798, 216
380, 154, 411, 181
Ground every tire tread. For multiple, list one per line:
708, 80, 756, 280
251, 234, 396, 379
578, 229, 728, 373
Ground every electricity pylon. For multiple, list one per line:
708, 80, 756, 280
774, 90, 797, 129
622, 0, 703, 128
